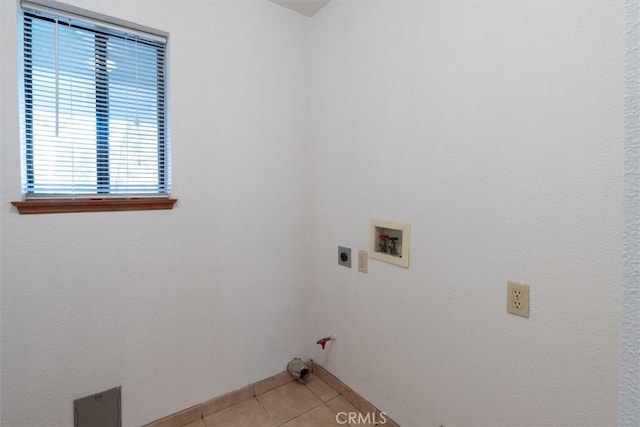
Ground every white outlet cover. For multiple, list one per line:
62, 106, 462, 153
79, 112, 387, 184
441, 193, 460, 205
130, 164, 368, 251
507, 281, 530, 318
358, 250, 368, 273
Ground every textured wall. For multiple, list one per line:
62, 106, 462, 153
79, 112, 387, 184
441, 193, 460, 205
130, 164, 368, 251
622, 0, 640, 425
0, 1, 310, 425
306, 1, 624, 425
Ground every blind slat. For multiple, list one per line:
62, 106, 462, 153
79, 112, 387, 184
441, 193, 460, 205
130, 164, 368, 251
22, 5, 169, 198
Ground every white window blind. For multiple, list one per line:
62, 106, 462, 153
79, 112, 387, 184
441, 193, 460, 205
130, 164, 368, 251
21, 0, 169, 198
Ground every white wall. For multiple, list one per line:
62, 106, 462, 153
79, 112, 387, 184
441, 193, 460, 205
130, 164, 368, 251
622, 1, 640, 425
307, 1, 624, 426
1, 0, 632, 426
0, 1, 310, 426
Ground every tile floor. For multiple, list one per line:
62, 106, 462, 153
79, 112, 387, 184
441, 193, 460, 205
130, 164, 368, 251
184, 373, 378, 427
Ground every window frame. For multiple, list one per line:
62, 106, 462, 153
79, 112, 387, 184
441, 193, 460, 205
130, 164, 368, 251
13, 0, 175, 214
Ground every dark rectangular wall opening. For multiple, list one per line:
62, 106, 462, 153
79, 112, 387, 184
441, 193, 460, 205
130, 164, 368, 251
74, 386, 121, 427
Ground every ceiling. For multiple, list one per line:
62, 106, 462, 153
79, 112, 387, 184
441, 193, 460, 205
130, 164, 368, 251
269, 0, 331, 17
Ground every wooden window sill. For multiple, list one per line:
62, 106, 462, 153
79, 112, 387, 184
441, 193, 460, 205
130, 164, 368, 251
11, 198, 177, 214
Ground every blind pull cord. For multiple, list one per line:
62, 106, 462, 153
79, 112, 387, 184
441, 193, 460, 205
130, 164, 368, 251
135, 37, 141, 166
54, 18, 59, 137
135, 36, 139, 127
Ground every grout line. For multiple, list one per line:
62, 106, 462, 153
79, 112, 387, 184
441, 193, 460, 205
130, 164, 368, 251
276, 401, 326, 426
303, 380, 325, 402
253, 396, 277, 426
307, 376, 341, 401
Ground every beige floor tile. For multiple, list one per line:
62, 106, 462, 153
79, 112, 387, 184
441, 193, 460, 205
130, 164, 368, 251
255, 371, 294, 396
305, 374, 339, 402
326, 395, 358, 415
311, 363, 342, 393
344, 389, 378, 419
326, 396, 376, 427
145, 405, 203, 427
202, 385, 255, 417
203, 398, 273, 427
183, 420, 206, 427
281, 404, 342, 427
256, 381, 323, 424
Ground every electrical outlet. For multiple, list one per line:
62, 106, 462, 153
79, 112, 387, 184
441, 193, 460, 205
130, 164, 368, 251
358, 250, 368, 273
507, 281, 530, 318
338, 246, 351, 268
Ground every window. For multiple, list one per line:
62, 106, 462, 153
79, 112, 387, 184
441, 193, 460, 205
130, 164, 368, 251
13, 0, 175, 214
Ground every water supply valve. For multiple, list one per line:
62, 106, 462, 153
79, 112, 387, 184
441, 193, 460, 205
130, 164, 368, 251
316, 336, 335, 350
